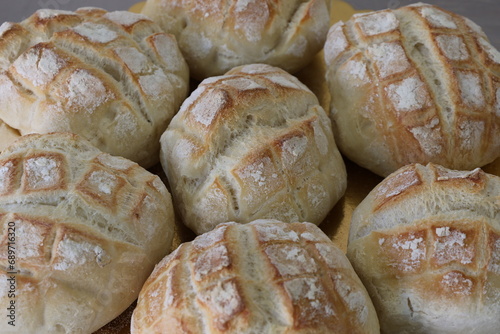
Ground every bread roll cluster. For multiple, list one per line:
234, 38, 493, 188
0, 133, 175, 333
0, 1, 499, 333
324, 3, 500, 176
0, 8, 189, 168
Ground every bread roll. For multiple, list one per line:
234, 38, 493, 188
347, 163, 500, 333
141, 0, 330, 80
0, 8, 189, 168
160, 64, 347, 235
0, 133, 175, 333
324, 3, 500, 177
132, 220, 380, 333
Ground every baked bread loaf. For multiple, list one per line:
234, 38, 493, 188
0, 133, 175, 333
131, 220, 380, 333
141, 0, 330, 80
160, 64, 347, 235
0, 8, 189, 168
347, 163, 500, 333
324, 3, 500, 177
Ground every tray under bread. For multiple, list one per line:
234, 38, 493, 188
94, 1, 500, 333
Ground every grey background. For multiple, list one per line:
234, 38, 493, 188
0, 0, 499, 49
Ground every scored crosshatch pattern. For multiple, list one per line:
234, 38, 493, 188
75, 1, 500, 333
348, 163, 500, 332
0, 7, 189, 167
325, 3, 500, 177
161, 64, 347, 235
140, 0, 331, 80
0, 135, 171, 262
0, 133, 175, 332
132, 221, 378, 333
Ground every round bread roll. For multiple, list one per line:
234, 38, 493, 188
0, 8, 189, 168
324, 3, 500, 177
141, 0, 330, 80
0, 133, 175, 333
131, 220, 380, 333
160, 64, 347, 235
347, 163, 500, 333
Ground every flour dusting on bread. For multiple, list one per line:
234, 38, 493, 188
132, 221, 379, 333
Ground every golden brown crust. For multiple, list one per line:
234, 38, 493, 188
160, 64, 347, 235
141, 0, 330, 80
0, 8, 189, 168
132, 220, 380, 334
324, 3, 500, 177
348, 163, 500, 333
0, 133, 176, 333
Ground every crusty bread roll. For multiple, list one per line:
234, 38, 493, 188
324, 3, 500, 177
347, 163, 500, 333
160, 64, 347, 235
0, 8, 189, 168
141, 0, 330, 80
131, 220, 380, 333
0, 133, 175, 333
